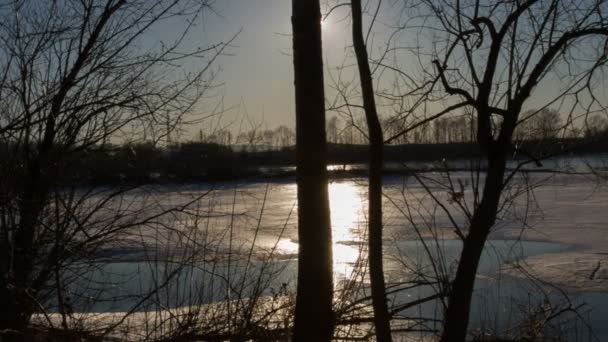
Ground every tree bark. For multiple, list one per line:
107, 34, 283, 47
351, 1, 392, 341
440, 145, 507, 342
291, 1, 334, 341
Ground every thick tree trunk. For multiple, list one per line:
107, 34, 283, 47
0, 138, 57, 332
440, 148, 507, 342
291, 1, 334, 341
0, 293, 30, 332
351, 1, 392, 341
0, 161, 48, 331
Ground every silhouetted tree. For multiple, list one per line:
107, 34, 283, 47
407, 1, 608, 341
274, 125, 296, 148
0, 0, 228, 332
517, 108, 563, 141
585, 114, 608, 139
351, 0, 392, 340
291, 0, 334, 341
327, 116, 341, 143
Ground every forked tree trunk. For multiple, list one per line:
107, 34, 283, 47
291, 1, 334, 341
440, 147, 507, 342
351, 1, 392, 341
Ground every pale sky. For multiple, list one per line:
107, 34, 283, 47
183, 0, 359, 138
205, 0, 295, 127
169, 1, 608, 140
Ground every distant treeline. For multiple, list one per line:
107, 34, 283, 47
1, 136, 602, 184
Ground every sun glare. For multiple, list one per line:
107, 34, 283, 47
275, 182, 365, 283
328, 183, 363, 240
328, 182, 365, 281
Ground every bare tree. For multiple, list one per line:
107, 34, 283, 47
517, 108, 563, 141
350, 0, 392, 340
327, 115, 340, 144
584, 114, 608, 139
291, 0, 334, 340
274, 125, 295, 148
0, 0, 231, 332
402, 0, 608, 340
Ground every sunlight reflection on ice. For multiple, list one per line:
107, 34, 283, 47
276, 182, 366, 283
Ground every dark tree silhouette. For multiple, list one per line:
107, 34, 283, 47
291, 0, 334, 341
403, 1, 608, 341
0, 0, 227, 332
350, 1, 392, 341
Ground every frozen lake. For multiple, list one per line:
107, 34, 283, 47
52, 168, 608, 340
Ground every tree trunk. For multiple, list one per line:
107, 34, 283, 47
440, 148, 507, 342
0, 292, 30, 332
351, 1, 392, 341
291, 1, 334, 341
0, 157, 49, 332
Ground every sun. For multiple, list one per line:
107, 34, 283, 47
321, 18, 332, 32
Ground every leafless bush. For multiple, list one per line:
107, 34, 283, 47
0, 0, 235, 334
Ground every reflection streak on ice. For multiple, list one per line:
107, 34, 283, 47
276, 182, 365, 283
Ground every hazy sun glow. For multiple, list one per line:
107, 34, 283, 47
277, 182, 365, 283
321, 18, 334, 33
